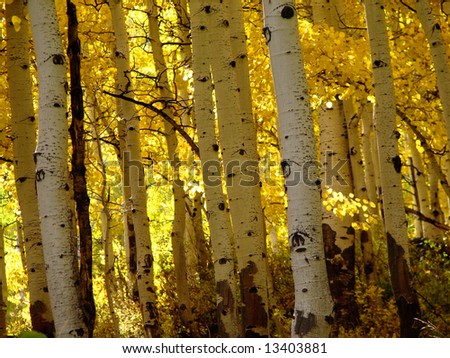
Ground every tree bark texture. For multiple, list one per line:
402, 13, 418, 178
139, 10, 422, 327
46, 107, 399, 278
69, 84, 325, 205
364, 0, 421, 337
67, 0, 96, 337
6, 0, 55, 337
190, 0, 239, 337
207, 0, 270, 337
263, 0, 333, 338
109, 0, 160, 337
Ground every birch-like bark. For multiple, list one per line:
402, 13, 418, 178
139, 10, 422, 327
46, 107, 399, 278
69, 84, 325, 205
90, 105, 121, 337
207, 0, 269, 337
407, 133, 442, 240
344, 101, 377, 283
263, 0, 333, 337
191, 193, 213, 281
415, 0, 450, 154
5, 0, 55, 337
229, 0, 259, 161
429, 168, 444, 225
109, 0, 159, 337
319, 101, 358, 335
16, 222, 27, 272
118, 120, 138, 301
190, 0, 239, 337
364, 0, 421, 337
312, 0, 343, 28
28, 0, 87, 338
146, 0, 194, 333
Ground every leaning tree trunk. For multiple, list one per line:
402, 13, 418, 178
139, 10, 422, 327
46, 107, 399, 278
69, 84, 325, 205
363, 0, 421, 338
67, 0, 96, 337
27, 0, 87, 337
190, 0, 239, 337
263, 0, 333, 337
5, 0, 55, 337
206, 0, 270, 337
109, 0, 159, 337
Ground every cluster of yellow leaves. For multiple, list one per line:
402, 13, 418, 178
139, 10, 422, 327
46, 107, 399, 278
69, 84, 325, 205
321, 187, 379, 231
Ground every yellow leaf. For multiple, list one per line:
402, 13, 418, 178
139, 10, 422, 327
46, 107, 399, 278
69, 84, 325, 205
12, 15, 21, 32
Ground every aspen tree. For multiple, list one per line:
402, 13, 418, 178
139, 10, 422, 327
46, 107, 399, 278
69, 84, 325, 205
206, 0, 269, 337
344, 101, 377, 283
89, 101, 121, 337
361, 103, 379, 207
319, 102, 358, 335
363, 0, 421, 337
108, 0, 159, 337
118, 120, 139, 300
67, 0, 96, 337
407, 133, 442, 241
312, 0, 358, 334
263, 0, 333, 337
146, 0, 195, 332
27, 0, 87, 337
190, 0, 239, 337
6, 0, 55, 337
415, 0, 450, 154
229, 0, 259, 160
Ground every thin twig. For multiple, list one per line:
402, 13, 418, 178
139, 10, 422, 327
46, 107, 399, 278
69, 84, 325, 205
103, 90, 200, 156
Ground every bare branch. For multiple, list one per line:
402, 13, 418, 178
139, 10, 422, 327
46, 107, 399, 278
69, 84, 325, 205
103, 90, 200, 156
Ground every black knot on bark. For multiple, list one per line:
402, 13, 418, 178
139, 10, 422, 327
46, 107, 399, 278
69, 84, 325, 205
281, 5, 295, 19
392, 155, 402, 173
52, 54, 65, 65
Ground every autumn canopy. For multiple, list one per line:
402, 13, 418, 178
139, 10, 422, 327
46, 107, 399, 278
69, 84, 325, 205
0, 0, 449, 338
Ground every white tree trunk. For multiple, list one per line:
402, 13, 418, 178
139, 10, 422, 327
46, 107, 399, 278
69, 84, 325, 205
109, 0, 159, 337
207, 0, 269, 337
6, 0, 54, 337
361, 102, 380, 206
190, 0, 239, 336
344, 100, 377, 283
146, 0, 195, 332
415, 0, 450, 154
27, 0, 87, 338
263, 0, 333, 337
407, 132, 442, 240
364, 0, 421, 337
319, 101, 358, 335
